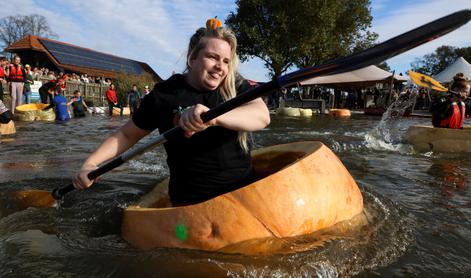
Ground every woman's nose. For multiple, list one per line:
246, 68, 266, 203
214, 60, 222, 69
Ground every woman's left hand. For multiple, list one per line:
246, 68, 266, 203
179, 104, 216, 137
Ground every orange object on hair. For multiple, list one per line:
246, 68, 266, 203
206, 16, 222, 30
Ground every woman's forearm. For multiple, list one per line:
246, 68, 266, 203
215, 98, 270, 131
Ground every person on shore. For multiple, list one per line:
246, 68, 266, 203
0, 99, 12, 124
143, 85, 151, 97
127, 84, 141, 115
72, 23, 270, 206
105, 84, 123, 116
431, 73, 469, 129
6, 55, 26, 113
0, 58, 6, 102
23, 64, 34, 104
68, 90, 89, 118
46, 87, 70, 121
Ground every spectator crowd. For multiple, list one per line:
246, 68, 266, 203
0, 55, 151, 122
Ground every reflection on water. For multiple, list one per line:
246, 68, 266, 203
0, 114, 470, 277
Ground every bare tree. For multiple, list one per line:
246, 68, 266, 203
0, 14, 58, 52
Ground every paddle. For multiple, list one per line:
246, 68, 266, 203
16, 9, 471, 207
408, 71, 449, 92
408, 71, 464, 96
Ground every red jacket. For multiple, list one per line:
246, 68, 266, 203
0, 67, 4, 79
58, 74, 68, 90
106, 89, 118, 103
439, 101, 465, 129
8, 64, 25, 82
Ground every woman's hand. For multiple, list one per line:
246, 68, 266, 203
72, 163, 99, 189
179, 104, 216, 137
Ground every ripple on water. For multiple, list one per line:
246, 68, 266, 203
0, 177, 413, 277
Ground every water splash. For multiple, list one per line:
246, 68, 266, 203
365, 92, 418, 153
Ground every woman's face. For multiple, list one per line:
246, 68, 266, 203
188, 38, 231, 91
456, 84, 470, 99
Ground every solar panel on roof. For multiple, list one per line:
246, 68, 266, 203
39, 39, 145, 75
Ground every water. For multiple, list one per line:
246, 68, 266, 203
1, 113, 470, 277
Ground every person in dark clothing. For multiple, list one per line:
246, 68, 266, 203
39, 80, 58, 104
127, 84, 141, 115
72, 24, 270, 206
0, 100, 12, 124
68, 90, 89, 117
464, 84, 471, 118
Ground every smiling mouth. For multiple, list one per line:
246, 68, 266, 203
208, 73, 220, 80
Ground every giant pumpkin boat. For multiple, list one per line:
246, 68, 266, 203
15, 103, 55, 121
406, 125, 471, 153
0, 120, 16, 135
122, 141, 364, 251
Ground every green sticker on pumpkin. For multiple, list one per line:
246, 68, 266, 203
175, 223, 188, 241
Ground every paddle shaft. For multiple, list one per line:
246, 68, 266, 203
52, 9, 471, 200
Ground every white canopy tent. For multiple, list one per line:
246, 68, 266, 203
299, 65, 408, 87
434, 57, 471, 83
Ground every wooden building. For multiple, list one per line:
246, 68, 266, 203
4, 35, 162, 81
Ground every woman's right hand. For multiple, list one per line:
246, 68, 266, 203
72, 163, 99, 189
179, 104, 216, 137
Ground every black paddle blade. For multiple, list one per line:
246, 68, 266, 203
281, 9, 471, 86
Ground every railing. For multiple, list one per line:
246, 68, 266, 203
2, 78, 109, 107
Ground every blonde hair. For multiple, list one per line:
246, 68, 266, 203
186, 27, 249, 152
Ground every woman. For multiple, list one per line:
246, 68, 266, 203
73, 26, 270, 205
431, 73, 469, 129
